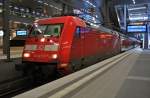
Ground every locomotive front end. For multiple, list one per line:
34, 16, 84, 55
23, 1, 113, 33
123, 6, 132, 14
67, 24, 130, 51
22, 23, 63, 63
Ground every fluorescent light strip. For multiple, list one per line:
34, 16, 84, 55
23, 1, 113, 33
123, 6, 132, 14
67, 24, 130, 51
128, 6, 146, 10
129, 16, 148, 21
83, 0, 96, 8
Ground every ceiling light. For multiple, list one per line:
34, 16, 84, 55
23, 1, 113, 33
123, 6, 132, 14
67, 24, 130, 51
128, 6, 146, 11
132, 0, 136, 4
83, 0, 96, 8
44, 2, 48, 5
129, 16, 148, 21
0, 3, 3, 6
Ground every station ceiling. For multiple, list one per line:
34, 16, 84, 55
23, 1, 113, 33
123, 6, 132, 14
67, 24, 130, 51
113, 0, 150, 24
11, 0, 35, 7
10, 0, 150, 24
113, 0, 149, 5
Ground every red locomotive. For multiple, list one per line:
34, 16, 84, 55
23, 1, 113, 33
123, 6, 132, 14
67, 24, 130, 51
16, 16, 140, 77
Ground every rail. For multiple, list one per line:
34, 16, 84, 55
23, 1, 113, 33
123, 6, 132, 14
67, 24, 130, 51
0, 76, 32, 97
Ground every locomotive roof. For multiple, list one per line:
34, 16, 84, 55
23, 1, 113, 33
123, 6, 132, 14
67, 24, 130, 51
34, 16, 140, 42
98, 26, 112, 33
34, 16, 86, 27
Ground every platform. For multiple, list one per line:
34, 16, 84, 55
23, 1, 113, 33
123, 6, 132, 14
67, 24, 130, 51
66, 49, 149, 98
13, 48, 150, 98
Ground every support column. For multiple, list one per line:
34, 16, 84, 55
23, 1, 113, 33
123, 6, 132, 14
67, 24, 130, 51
3, 0, 10, 60
101, 0, 112, 28
147, 4, 150, 49
61, 3, 66, 14
61, 1, 73, 15
144, 31, 148, 49
67, 5, 73, 14
124, 5, 127, 31
147, 23, 150, 49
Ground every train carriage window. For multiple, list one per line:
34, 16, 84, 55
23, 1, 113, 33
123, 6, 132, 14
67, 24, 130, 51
75, 27, 81, 38
80, 27, 85, 33
85, 27, 91, 33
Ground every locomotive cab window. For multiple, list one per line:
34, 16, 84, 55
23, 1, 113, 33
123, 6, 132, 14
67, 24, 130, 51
46, 25, 62, 37
30, 25, 47, 35
30, 24, 63, 37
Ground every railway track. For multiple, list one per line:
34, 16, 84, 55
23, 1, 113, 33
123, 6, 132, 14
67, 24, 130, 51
0, 76, 33, 97
0, 72, 58, 97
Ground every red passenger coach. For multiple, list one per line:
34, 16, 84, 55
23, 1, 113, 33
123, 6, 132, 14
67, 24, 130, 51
17, 16, 137, 77
120, 34, 141, 51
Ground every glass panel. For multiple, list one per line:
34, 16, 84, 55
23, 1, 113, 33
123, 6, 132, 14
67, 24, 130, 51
30, 24, 63, 37
45, 25, 62, 37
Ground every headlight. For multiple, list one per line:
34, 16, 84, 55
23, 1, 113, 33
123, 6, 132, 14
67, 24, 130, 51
40, 38, 45, 42
23, 53, 30, 58
52, 54, 58, 59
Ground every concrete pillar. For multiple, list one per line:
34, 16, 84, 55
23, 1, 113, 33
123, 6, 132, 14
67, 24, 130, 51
61, 3, 66, 14
61, 0, 73, 15
143, 4, 150, 49
147, 23, 150, 49
3, 0, 10, 60
147, 4, 150, 49
101, 0, 112, 27
144, 30, 148, 49
67, 5, 73, 14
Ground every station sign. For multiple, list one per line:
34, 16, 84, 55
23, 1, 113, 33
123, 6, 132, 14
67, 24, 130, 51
127, 25, 147, 32
16, 30, 27, 36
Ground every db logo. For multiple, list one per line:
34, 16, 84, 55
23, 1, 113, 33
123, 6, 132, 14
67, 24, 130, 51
38, 45, 44, 50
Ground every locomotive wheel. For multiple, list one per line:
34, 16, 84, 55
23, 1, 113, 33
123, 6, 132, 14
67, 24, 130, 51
69, 61, 80, 72
33, 67, 44, 83
30, 65, 57, 83
22, 64, 34, 76
56, 61, 82, 77
81, 58, 87, 68
70, 64, 76, 73
40, 65, 57, 80
57, 62, 77, 76
22, 64, 57, 83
